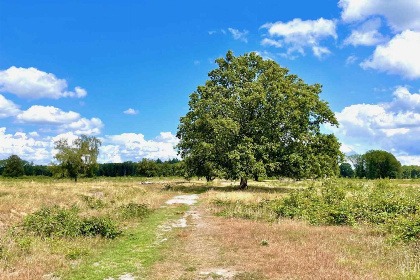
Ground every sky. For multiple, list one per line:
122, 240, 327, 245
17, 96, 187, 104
0, 0, 419, 165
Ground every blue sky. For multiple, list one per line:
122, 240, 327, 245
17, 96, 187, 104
0, 0, 419, 165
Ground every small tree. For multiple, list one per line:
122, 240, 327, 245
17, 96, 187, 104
3, 155, 25, 177
177, 51, 343, 189
53, 135, 101, 182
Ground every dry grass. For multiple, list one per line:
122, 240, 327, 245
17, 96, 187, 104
0, 177, 187, 280
1, 177, 419, 279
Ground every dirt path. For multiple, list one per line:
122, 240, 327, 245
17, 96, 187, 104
147, 198, 378, 280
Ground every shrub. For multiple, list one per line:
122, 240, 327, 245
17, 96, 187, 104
22, 205, 120, 239
23, 206, 82, 237
212, 179, 420, 242
80, 216, 121, 239
118, 203, 151, 219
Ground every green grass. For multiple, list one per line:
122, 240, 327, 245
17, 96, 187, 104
61, 204, 188, 280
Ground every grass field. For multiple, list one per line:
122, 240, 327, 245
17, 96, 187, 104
0, 177, 419, 279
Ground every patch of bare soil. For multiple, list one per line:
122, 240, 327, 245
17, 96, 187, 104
148, 204, 379, 280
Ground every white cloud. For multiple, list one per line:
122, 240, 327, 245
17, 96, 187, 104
261, 38, 282, 48
60, 118, 103, 136
261, 18, 337, 58
346, 55, 358, 65
123, 108, 139, 115
228, 28, 249, 43
0, 94, 20, 118
339, 0, 420, 32
0, 127, 50, 163
344, 18, 387, 46
17, 105, 80, 125
0, 67, 87, 99
103, 132, 179, 162
15, 105, 103, 135
330, 86, 420, 164
312, 46, 332, 59
360, 30, 420, 79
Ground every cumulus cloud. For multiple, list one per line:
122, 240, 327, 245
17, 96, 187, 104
0, 94, 20, 118
0, 67, 87, 99
17, 105, 80, 124
228, 28, 249, 43
339, 0, 420, 32
330, 86, 420, 164
102, 132, 179, 162
0, 127, 50, 163
344, 18, 388, 46
261, 18, 337, 58
123, 108, 139, 115
360, 30, 420, 79
15, 105, 103, 135
60, 118, 104, 136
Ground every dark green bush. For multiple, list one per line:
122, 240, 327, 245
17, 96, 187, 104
23, 206, 82, 237
22, 205, 120, 239
80, 216, 121, 239
118, 203, 151, 219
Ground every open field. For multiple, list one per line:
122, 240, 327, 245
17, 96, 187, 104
0, 177, 419, 280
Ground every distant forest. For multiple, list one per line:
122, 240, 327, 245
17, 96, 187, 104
0, 158, 183, 178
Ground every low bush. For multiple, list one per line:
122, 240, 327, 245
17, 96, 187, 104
22, 205, 120, 239
80, 216, 121, 239
22, 205, 82, 237
212, 180, 420, 242
118, 202, 151, 219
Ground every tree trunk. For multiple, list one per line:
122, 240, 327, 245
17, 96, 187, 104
75, 176, 77, 182
254, 174, 259, 182
239, 177, 248, 189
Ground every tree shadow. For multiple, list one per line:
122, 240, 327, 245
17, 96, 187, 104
168, 184, 296, 194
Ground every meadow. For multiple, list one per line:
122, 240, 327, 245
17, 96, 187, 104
0, 177, 419, 280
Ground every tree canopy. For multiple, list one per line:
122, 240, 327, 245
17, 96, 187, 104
53, 135, 101, 182
364, 150, 401, 179
177, 51, 343, 188
339, 163, 354, 178
3, 155, 25, 178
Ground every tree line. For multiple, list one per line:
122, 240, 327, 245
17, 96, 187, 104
0, 154, 183, 178
339, 150, 419, 179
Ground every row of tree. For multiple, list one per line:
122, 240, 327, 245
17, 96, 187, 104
0, 154, 183, 179
338, 150, 417, 179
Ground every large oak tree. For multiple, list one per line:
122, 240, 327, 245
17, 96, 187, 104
177, 51, 343, 188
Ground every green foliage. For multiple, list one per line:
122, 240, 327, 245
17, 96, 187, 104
53, 135, 101, 182
213, 180, 420, 242
80, 216, 121, 239
23, 205, 82, 237
118, 202, 151, 219
364, 150, 401, 179
65, 247, 89, 260
22, 205, 120, 239
339, 163, 354, 178
2, 155, 25, 178
177, 51, 343, 188
402, 165, 420, 179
